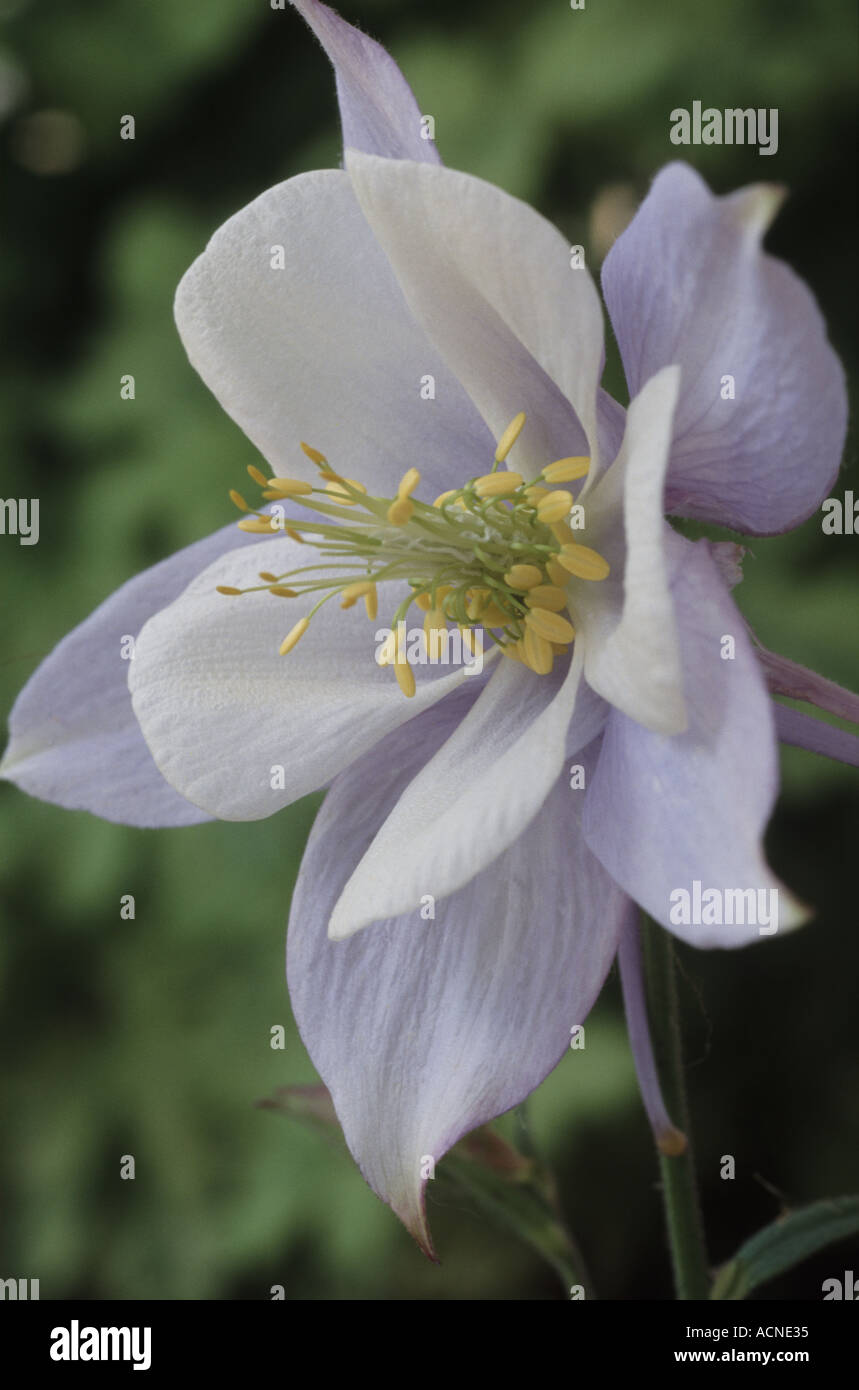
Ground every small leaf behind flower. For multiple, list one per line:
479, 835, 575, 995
711, 1196, 859, 1300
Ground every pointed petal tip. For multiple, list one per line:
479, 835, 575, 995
291, 733, 626, 1277
0, 745, 34, 791
653, 161, 787, 236
399, 1201, 438, 1264
326, 907, 364, 942
383, 1168, 438, 1261
730, 182, 788, 242
288, 0, 440, 165
780, 890, 814, 935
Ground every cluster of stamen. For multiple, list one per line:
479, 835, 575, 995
218, 412, 610, 698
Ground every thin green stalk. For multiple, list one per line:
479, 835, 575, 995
642, 916, 711, 1300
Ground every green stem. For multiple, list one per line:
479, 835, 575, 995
641, 917, 711, 1300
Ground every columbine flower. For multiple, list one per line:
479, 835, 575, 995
2, 0, 857, 1253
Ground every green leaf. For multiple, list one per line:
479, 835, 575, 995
711, 1196, 859, 1300
438, 1131, 591, 1297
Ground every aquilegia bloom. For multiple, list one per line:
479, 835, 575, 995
3, 0, 858, 1253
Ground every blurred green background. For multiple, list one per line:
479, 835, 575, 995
0, 0, 857, 1300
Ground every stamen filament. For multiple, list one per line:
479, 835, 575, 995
222, 414, 609, 695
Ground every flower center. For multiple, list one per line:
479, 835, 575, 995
217, 413, 610, 698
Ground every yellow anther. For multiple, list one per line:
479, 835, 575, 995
526, 585, 568, 612
279, 617, 310, 655
436, 586, 453, 605
543, 456, 590, 483
341, 580, 374, 599
387, 496, 414, 525
364, 584, 378, 621
326, 478, 366, 505
393, 631, 416, 698
340, 580, 374, 609
473, 471, 524, 499
269, 586, 297, 597
394, 658, 416, 698
524, 485, 549, 504
319, 469, 344, 482
494, 411, 526, 463
481, 603, 510, 627
525, 609, 575, 644
300, 442, 328, 466
536, 490, 574, 524
545, 558, 570, 588
467, 587, 491, 620
433, 490, 458, 508
237, 517, 278, 533
504, 563, 543, 590
285, 527, 306, 544
423, 607, 447, 639
216, 585, 243, 595
414, 592, 432, 612
522, 626, 554, 675
229, 490, 250, 512
247, 465, 269, 487
551, 520, 577, 545
397, 467, 421, 500
558, 544, 611, 581
265, 477, 314, 497
551, 642, 571, 655
258, 571, 278, 582
501, 640, 524, 662
377, 631, 397, 666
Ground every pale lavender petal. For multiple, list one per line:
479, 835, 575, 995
602, 163, 847, 535
328, 641, 601, 940
577, 366, 685, 735
0, 522, 267, 827
755, 643, 859, 724
345, 152, 604, 478
596, 388, 626, 476
290, 0, 440, 164
617, 915, 687, 1156
583, 534, 806, 948
175, 170, 491, 501
288, 726, 626, 1253
130, 536, 484, 821
774, 704, 859, 768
